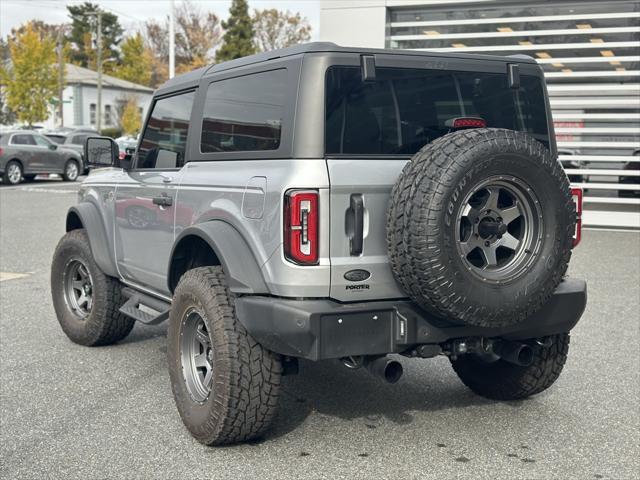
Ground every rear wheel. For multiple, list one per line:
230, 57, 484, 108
167, 266, 281, 445
3, 160, 22, 185
51, 229, 135, 346
63, 159, 80, 182
450, 333, 570, 400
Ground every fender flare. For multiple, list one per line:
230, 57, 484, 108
168, 221, 269, 295
66, 204, 118, 278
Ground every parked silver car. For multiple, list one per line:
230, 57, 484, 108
0, 130, 83, 185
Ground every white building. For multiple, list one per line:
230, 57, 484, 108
45, 63, 153, 131
320, 0, 640, 229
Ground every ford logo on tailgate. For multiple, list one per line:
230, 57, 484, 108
344, 269, 371, 282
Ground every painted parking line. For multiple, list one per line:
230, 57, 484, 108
0, 272, 32, 282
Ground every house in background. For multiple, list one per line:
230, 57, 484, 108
45, 63, 153, 131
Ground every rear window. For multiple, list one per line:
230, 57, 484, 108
325, 66, 549, 155
200, 69, 286, 153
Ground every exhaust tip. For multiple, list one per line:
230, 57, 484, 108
517, 345, 534, 366
384, 361, 403, 384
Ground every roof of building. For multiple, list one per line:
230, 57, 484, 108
65, 63, 154, 93
157, 42, 537, 94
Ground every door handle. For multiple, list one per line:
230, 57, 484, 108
347, 194, 364, 256
152, 194, 173, 207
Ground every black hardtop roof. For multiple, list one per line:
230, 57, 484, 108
156, 42, 536, 94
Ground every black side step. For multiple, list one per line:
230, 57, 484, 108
119, 287, 171, 325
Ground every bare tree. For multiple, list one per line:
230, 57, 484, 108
252, 9, 312, 53
144, 0, 222, 85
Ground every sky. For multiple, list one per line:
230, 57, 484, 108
0, 0, 320, 39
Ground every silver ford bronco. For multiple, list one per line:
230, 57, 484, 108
51, 43, 586, 446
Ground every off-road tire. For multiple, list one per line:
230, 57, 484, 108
450, 333, 570, 400
387, 129, 575, 328
51, 229, 135, 346
167, 266, 282, 445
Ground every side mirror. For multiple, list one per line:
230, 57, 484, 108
48, 144, 57, 150
85, 136, 119, 168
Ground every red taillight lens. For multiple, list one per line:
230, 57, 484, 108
118, 150, 126, 160
451, 117, 487, 129
284, 190, 319, 265
571, 187, 583, 247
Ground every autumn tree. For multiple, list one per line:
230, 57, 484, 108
114, 34, 153, 86
119, 97, 142, 135
0, 23, 58, 126
67, 2, 123, 71
145, 1, 222, 85
252, 9, 312, 52
216, 0, 255, 63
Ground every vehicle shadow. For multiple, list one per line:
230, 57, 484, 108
265, 357, 496, 442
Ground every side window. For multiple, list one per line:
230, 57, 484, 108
33, 135, 52, 146
200, 69, 286, 153
70, 134, 89, 145
136, 91, 195, 169
11, 134, 35, 145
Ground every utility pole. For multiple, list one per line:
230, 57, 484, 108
96, 11, 103, 132
57, 26, 64, 127
169, 0, 175, 79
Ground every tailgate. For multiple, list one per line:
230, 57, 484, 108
327, 159, 409, 301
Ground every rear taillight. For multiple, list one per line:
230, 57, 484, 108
448, 117, 487, 129
284, 190, 319, 265
571, 187, 583, 247
118, 150, 126, 160
0, 147, 3, 156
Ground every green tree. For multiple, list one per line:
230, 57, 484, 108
119, 97, 141, 135
252, 9, 311, 52
1, 23, 58, 126
67, 2, 123, 69
114, 34, 152, 86
216, 0, 255, 63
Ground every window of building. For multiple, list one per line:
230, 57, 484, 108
325, 66, 549, 155
136, 90, 195, 169
200, 69, 286, 153
89, 103, 96, 125
11, 134, 35, 145
104, 105, 112, 126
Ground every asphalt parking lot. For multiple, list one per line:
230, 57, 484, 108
1, 179, 639, 480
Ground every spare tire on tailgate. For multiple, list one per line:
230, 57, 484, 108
387, 128, 575, 328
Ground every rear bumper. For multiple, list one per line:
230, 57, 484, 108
235, 278, 587, 361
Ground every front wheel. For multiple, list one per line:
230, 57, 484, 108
62, 159, 80, 182
450, 333, 570, 400
167, 266, 282, 445
51, 229, 135, 346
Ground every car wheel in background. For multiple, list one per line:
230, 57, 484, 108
63, 159, 80, 182
2, 160, 23, 185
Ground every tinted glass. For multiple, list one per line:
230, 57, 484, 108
70, 134, 90, 144
325, 67, 549, 155
12, 134, 35, 145
137, 91, 195, 169
201, 69, 286, 153
33, 135, 52, 146
46, 135, 65, 144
